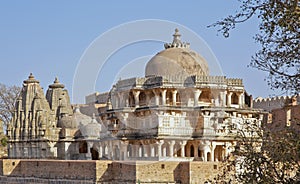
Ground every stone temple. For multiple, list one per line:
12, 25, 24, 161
7, 29, 263, 162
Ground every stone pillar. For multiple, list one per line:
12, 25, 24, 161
124, 93, 129, 107
86, 142, 92, 160
133, 91, 140, 108
238, 92, 244, 108
172, 90, 177, 106
169, 140, 175, 157
143, 144, 149, 157
123, 145, 128, 160
180, 141, 187, 157
194, 144, 198, 158
153, 90, 160, 106
150, 144, 155, 157
227, 92, 232, 107
157, 140, 164, 158
211, 143, 216, 162
99, 145, 103, 159
220, 91, 226, 107
138, 145, 143, 158
161, 89, 167, 106
194, 89, 202, 106
109, 141, 113, 159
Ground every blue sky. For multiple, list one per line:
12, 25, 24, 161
0, 1, 280, 103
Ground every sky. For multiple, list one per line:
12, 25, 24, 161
0, 1, 282, 103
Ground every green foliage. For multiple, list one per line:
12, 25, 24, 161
0, 137, 7, 147
209, 0, 300, 94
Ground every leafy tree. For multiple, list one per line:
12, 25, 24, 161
0, 84, 21, 131
209, 0, 300, 94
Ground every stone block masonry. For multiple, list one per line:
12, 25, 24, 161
0, 159, 220, 183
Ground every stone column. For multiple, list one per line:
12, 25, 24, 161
123, 145, 128, 160
156, 140, 164, 158
133, 91, 140, 108
124, 93, 129, 107
227, 92, 232, 107
238, 92, 244, 108
86, 142, 93, 160
150, 144, 155, 157
180, 141, 186, 157
194, 89, 202, 106
211, 143, 216, 162
153, 90, 160, 106
143, 144, 148, 157
169, 140, 175, 157
161, 89, 167, 106
120, 141, 128, 160
220, 91, 226, 107
99, 145, 103, 159
172, 90, 177, 106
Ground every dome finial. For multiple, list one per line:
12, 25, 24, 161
164, 28, 190, 49
172, 28, 182, 45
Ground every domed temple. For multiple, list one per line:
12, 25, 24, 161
7, 29, 263, 162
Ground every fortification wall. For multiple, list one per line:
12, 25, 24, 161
253, 94, 300, 112
0, 159, 220, 183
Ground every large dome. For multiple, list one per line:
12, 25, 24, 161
145, 29, 209, 77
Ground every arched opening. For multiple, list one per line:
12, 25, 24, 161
199, 90, 211, 103
79, 141, 87, 153
232, 93, 239, 104
177, 149, 181, 157
162, 144, 167, 157
148, 91, 155, 106
190, 145, 195, 157
207, 152, 211, 161
91, 148, 99, 160
166, 91, 172, 105
139, 92, 147, 106
128, 91, 135, 107
185, 144, 188, 157
198, 149, 202, 158
214, 145, 225, 161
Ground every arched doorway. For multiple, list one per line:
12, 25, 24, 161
91, 148, 99, 160
207, 152, 211, 161
190, 145, 194, 157
232, 93, 239, 104
79, 141, 87, 154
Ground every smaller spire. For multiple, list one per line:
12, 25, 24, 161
23, 73, 39, 84
49, 76, 65, 89
29, 73, 34, 79
54, 77, 59, 83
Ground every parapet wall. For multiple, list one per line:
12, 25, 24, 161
0, 159, 220, 183
253, 94, 300, 112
